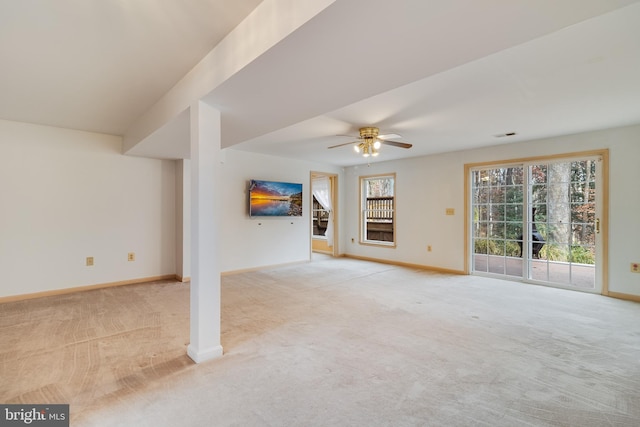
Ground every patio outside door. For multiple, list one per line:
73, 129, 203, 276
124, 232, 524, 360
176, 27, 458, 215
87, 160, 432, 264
470, 155, 603, 293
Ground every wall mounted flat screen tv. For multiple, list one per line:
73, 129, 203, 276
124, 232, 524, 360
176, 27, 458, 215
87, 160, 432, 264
249, 180, 303, 217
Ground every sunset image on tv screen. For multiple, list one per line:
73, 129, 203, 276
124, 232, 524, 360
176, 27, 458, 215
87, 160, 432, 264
249, 180, 302, 217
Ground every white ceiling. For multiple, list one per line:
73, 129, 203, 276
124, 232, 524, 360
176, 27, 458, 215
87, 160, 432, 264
0, 0, 263, 135
2, 0, 640, 168
215, 0, 640, 167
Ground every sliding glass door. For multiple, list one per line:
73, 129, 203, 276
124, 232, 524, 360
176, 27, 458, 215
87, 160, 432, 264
471, 165, 525, 278
526, 159, 600, 289
470, 155, 603, 293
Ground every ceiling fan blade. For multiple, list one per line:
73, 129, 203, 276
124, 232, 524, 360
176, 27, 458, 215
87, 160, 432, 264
381, 140, 412, 149
378, 133, 402, 140
328, 140, 359, 149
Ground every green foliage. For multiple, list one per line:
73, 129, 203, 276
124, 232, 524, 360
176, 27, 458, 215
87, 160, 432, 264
505, 241, 521, 257
539, 244, 569, 262
570, 245, 595, 265
474, 239, 493, 254
474, 240, 521, 257
538, 244, 595, 264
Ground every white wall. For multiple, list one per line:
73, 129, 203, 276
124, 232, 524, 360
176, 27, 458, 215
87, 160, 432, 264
217, 149, 342, 272
5, 119, 637, 299
343, 124, 640, 297
0, 120, 176, 298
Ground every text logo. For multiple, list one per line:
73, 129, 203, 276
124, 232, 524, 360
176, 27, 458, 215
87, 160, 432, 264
0, 405, 69, 427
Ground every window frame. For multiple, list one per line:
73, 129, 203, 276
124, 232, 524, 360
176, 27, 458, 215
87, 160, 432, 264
359, 173, 397, 247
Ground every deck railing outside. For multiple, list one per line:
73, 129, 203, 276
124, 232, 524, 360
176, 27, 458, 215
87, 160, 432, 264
366, 196, 394, 222
365, 196, 394, 242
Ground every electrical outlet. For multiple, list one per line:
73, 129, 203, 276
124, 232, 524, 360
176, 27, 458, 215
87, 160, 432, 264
86, 257, 94, 266
632, 263, 640, 273
446, 208, 455, 216
427, 245, 432, 252
128, 252, 135, 262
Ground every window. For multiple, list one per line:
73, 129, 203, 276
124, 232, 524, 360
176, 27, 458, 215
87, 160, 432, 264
360, 174, 395, 246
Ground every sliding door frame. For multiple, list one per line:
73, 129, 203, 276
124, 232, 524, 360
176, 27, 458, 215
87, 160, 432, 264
464, 149, 609, 295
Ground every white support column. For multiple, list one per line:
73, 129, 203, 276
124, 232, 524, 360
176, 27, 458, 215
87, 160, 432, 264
187, 101, 223, 363
175, 159, 191, 282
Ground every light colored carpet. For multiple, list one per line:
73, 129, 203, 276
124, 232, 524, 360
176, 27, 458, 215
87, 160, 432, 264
1, 255, 639, 426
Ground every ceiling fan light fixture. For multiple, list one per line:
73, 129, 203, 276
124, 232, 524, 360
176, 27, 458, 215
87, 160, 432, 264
328, 126, 412, 160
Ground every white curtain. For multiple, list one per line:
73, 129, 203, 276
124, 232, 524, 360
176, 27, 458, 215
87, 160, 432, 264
312, 176, 333, 246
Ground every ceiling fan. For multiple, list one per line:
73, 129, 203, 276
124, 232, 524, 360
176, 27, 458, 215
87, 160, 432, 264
328, 127, 412, 157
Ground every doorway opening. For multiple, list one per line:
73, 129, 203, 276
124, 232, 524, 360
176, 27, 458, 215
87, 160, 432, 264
311, 172, 338, 256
